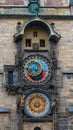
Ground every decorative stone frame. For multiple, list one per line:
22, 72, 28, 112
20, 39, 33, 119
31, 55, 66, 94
17, 88, 59, 122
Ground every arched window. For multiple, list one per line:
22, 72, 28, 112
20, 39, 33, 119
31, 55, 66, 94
34, 127, 41, 130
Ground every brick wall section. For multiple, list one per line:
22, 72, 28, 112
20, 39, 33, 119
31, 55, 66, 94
5, 0, 24, 5
0, 85, 19, 130
45, 0, 69, 6
22, 122, 53, 130
0, 19, 21, 130
0, 0, 69, 6
0, 0, 24, 5
45, 0, 63, 6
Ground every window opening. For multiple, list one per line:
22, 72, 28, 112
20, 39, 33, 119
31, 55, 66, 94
8, 71, 13, 84
34, 127, 41, 130
40, 39, 45, 47
26, 39, 31, 47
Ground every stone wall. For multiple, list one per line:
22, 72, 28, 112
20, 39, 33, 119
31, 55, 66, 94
22, 122, 53, 130
0, 19, 20, 130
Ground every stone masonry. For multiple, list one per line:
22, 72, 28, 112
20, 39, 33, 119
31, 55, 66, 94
0, 0, 73, 130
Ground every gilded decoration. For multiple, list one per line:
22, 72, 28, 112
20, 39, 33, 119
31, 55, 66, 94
24, 92, 50, 118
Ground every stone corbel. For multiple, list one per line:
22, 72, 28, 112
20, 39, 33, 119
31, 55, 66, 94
49, 32, 61, 43
14, 32, 23, 43
13, 21, 24, 43
49, 23, 61, 43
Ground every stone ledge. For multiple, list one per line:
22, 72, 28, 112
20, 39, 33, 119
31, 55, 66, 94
0, 108, 10, 113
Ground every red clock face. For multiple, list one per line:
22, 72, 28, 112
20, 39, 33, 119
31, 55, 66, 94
23, 55, 51, 84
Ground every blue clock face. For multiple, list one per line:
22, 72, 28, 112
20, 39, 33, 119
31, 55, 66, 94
26, 61, 42, 77
29, 1, 39, 14
23, 55, 51, 84
24, 92, 50, 118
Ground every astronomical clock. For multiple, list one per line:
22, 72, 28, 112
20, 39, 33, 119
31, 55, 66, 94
22, 54, 51, 84
12, 2, 60, 122
15, 22, 60, 121
16, 52, 59, 121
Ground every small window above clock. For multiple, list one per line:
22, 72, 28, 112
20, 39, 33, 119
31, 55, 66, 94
40, 39, 45, 47
26, 39, 31, 47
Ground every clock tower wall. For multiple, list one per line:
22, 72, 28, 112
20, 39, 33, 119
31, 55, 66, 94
0, 17, 72, 130
0, 0, 72, 129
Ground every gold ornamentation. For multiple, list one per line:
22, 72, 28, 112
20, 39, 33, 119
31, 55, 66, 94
20, 95, 25, 110
27, 93, 48, 114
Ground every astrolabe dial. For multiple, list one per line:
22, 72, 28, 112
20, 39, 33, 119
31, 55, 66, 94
25, 60, 42, 77
23, 55, 51, 84
24, 92, 50, 118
